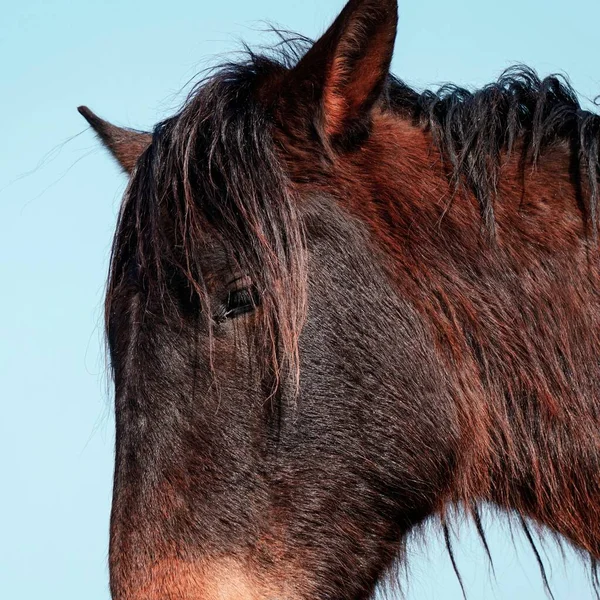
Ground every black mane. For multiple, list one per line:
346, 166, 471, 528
389, 66, 600, 235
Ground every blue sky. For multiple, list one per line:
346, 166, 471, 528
1, 1, 599, 598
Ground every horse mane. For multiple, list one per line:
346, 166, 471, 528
388, 67, 600, 237
106, 35, 600, 595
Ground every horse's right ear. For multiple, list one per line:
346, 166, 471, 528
78, 106, 151, 174
280, 0, 397, 147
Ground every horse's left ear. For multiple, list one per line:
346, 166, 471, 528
77, 106, 151, 174
283, 0, 397, 145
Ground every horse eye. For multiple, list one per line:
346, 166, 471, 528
217, 287, 259, 322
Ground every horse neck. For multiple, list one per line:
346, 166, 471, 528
352, 113, 600, 558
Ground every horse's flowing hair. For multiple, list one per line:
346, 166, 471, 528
106, 56, 308, 389
391, 66, 600, 237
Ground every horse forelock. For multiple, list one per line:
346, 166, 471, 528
105, 52, 309, 389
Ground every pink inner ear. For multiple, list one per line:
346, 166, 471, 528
323, 2, 396, 136
323, 25, 395, 137
275, 0, 398, 143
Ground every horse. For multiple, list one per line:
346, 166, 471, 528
79, 0, 600, 598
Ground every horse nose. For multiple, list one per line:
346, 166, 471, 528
110, 553, 291, 600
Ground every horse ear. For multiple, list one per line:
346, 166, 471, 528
77, 106, 151, 174
285, 0, 397, 144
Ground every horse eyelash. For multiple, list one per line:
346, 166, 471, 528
213, 287, 260, 323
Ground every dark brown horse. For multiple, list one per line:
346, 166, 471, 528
79, 0, 600, 598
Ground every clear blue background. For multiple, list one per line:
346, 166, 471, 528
1, 1, 599, 598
